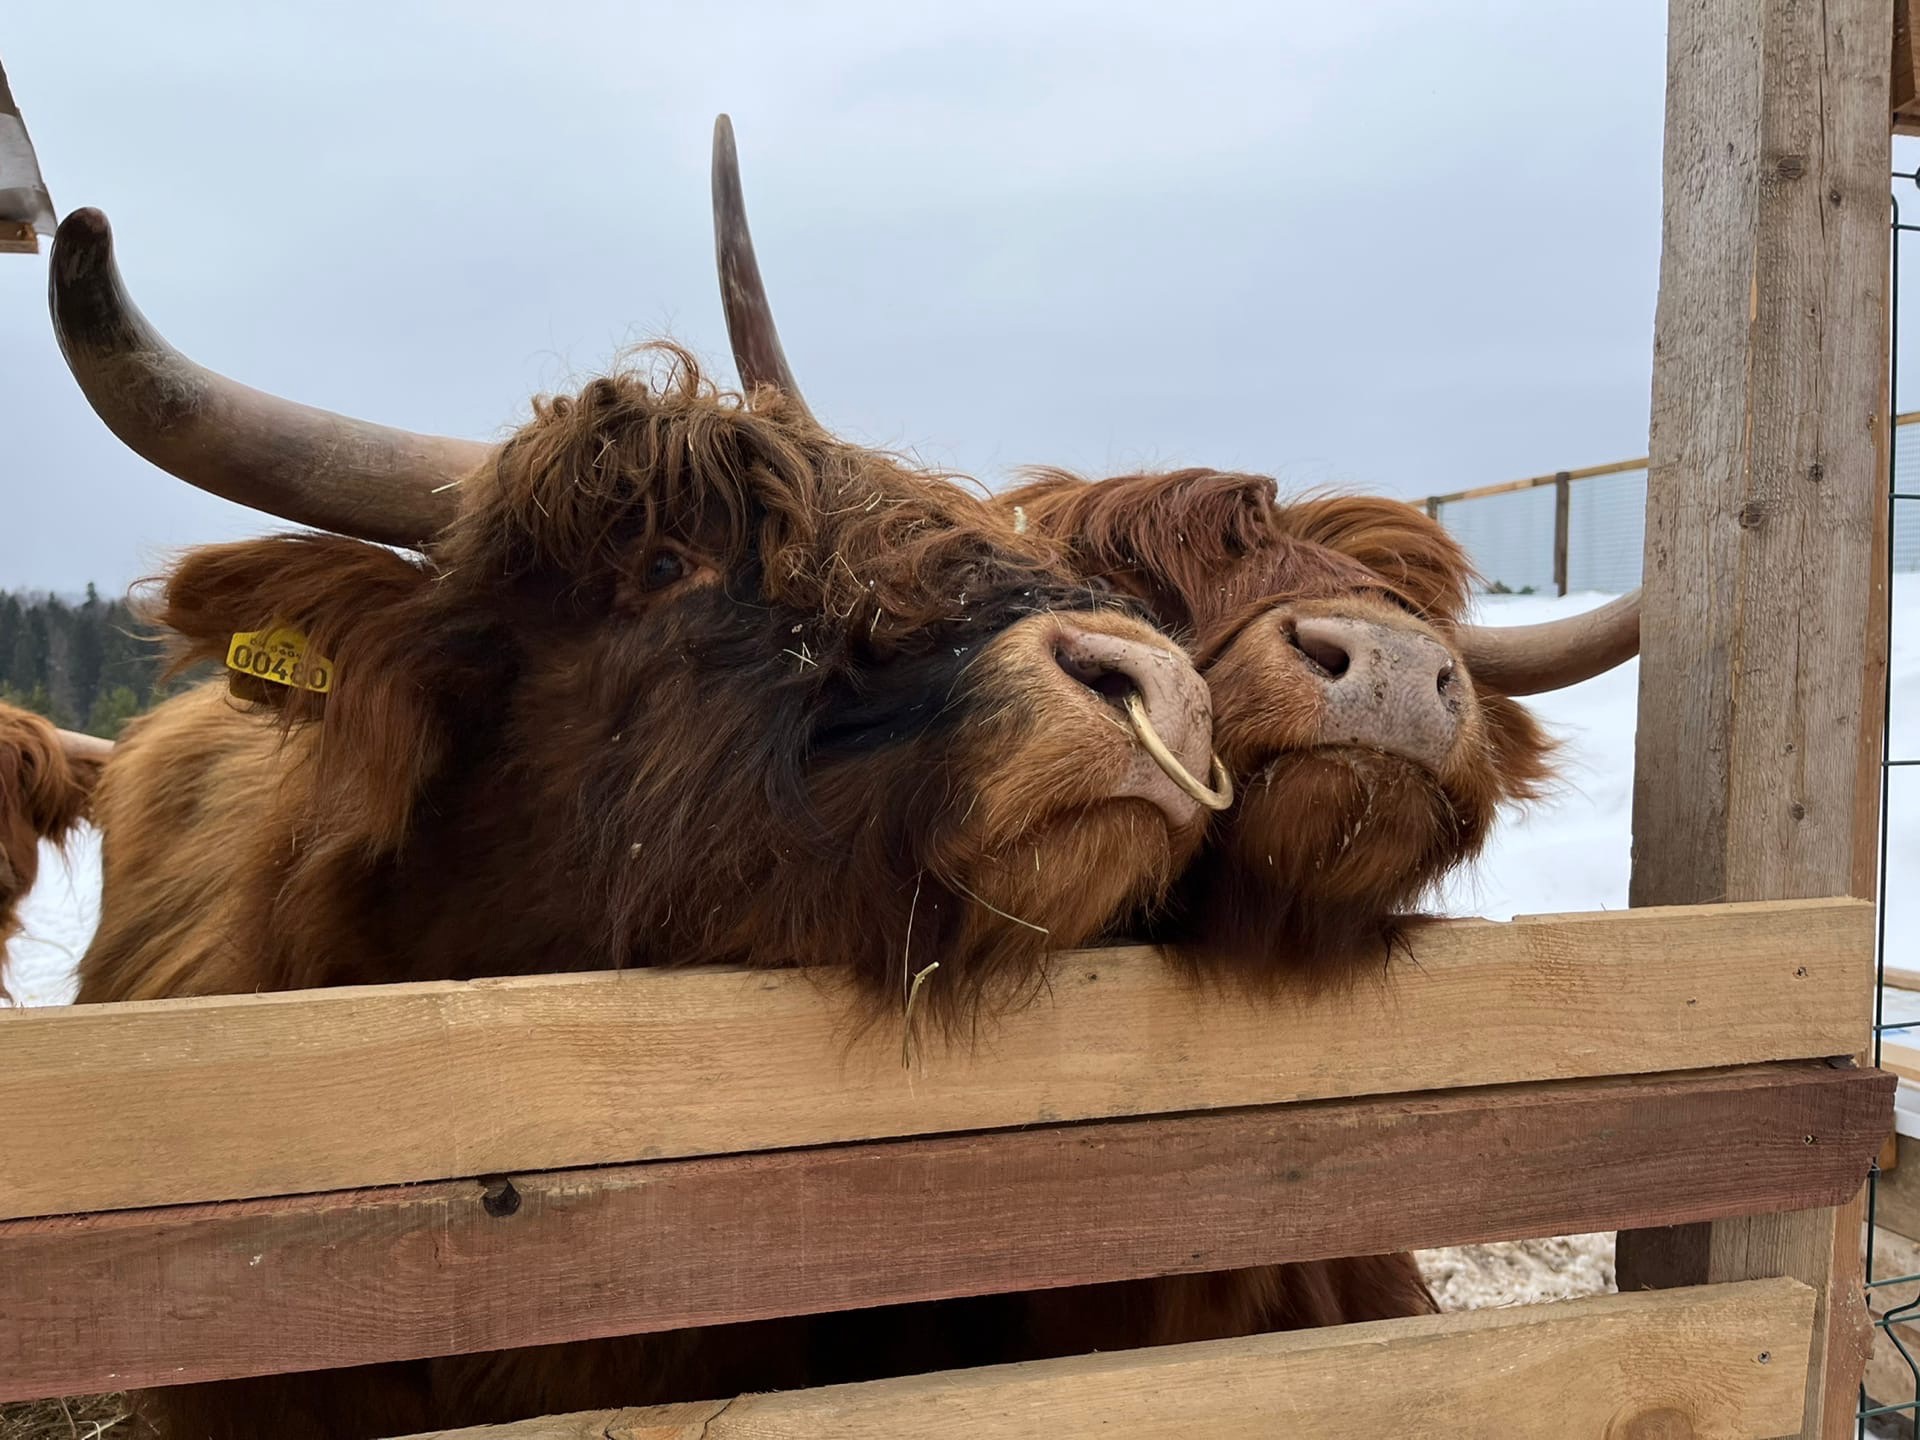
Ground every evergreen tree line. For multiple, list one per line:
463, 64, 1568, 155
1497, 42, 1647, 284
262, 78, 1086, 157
0, 586, 171, 738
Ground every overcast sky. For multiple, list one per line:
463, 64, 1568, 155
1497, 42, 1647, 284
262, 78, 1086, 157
0, 2, 1736, 593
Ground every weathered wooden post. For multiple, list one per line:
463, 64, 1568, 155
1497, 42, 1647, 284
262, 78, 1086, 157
1551, 470, 1571, 596
0, 58, 54, 256
1613, 0, 1894, 1433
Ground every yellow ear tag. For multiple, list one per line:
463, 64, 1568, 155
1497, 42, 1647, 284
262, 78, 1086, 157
226, 625, 333, 694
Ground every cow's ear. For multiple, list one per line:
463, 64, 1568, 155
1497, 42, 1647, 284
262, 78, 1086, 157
155, 534, 483, 849
1272, 496, 1475, 621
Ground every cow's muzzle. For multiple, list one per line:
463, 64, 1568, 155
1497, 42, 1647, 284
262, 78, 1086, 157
1286, 614, 1463, 771
1040, 619, 1225, 826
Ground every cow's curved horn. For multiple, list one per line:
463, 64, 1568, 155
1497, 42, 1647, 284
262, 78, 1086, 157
49, 208, 488, 547
57, 729, 114, 765
711, 115, 813, 418
1454, 588, 1641, 696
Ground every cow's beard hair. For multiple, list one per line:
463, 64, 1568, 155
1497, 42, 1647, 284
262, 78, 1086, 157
595, 741, 1184, 1039
1162, 747, 1494, 992
916, 797, 1181, 1029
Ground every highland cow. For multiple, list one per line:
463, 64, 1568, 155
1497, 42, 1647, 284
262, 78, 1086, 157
710, 112, 1642, 1361
37, 200, 1226, 1437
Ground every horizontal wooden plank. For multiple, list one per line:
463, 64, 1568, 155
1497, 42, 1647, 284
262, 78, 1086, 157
0, 898, 1872, 1221
393, 1280, 1815, 1440
1423, 454, 1651, 508
0, 1062, 1887, 1401
1875, 1137, 1920, 1239
1878, 1041, 1920, 1090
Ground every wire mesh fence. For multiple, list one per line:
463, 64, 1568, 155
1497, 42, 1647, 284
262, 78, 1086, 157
1428, 429, 1920, 597
1853, 170, 1914, 1440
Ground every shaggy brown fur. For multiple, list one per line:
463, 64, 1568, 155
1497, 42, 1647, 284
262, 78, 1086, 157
71, 355, 1252, 1438
0, 704, 103, 996
86, 358, 1206, 1023
1003, 466, 1556, 986
987, 466, 1565, 1351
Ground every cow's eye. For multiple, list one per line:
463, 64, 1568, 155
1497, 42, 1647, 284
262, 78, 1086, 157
1380, 588, 1423, 617
643, 550, 688, 591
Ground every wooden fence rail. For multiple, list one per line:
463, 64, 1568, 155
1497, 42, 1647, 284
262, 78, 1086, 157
0, 897, 1888, 1405
0, 898, 1873, 1222
390, 1281, 1818, 1440
0, 1061, 1887, 1399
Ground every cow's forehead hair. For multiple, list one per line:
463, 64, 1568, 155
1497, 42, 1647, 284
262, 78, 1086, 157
428, 349, 1081, 635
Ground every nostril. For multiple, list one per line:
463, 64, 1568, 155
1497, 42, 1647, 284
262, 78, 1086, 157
1437, 659, 1456, 694
1053, 645, 1135, 704
1291, 625, 1351, 679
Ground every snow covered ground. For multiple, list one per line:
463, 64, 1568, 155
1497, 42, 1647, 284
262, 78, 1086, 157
6, 822, 97, 1006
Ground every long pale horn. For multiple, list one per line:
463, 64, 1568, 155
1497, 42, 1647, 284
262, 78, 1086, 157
1454, 588, 1641, 696
57, 729, 113, 765
711, 115, 813, 417
49, 208, 489, 547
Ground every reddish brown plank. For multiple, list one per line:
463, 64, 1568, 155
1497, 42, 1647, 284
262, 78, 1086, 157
0, 1062, 1890, 1402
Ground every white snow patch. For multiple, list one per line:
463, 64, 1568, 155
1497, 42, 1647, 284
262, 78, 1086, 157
5, 824, 99, 1006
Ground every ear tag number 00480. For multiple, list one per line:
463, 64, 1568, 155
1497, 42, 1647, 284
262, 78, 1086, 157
226, 625, 333, 694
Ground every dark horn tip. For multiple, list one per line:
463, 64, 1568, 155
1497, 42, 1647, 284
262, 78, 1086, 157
55, 207, 111, 251
49, 208, 119, 326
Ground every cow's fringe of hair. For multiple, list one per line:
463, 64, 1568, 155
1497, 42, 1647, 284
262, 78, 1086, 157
1002, 467, 1481, 629
1002, 467, 1278, 632
1269, 490, 1478, 622
444, 345, 1077, 640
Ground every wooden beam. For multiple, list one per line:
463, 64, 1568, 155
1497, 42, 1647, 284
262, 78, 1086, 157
0, 898, 1872, 1222
1877, 1041, 1920, 1087
1416, 414, 1920, 523
0, 59, 54, 240
1628, 5, 1891, 913
390, 1281, 1817, 1440
0, 220, 34, 254
1421, 454, 1649, 509
1617, 0, 1893, 1435
1875, 1140, 1920, 1239
0, 1062, 1885, 1401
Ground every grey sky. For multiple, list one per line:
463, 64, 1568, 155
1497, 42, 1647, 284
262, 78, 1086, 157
4, 3, 1684, 594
